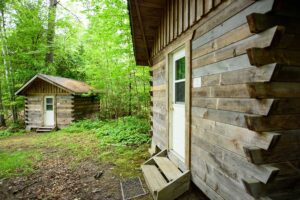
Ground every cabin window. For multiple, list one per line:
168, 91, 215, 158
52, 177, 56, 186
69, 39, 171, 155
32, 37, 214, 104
175, 57, 185, 103
45, 97, 54, 111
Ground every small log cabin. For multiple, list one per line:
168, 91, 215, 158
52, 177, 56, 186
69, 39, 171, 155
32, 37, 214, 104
16, 74, 99, 131
128, 0, 300, 199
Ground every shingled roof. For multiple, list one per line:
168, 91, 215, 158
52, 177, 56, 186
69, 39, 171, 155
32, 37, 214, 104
15, 74, 97, 95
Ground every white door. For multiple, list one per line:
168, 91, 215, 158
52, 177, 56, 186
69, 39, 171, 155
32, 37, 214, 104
44, 96, 55, 127
170, 48, 186, 161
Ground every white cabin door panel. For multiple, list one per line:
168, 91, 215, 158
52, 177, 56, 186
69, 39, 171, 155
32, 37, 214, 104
44, 96, 55, 127
170, 48, 186, 161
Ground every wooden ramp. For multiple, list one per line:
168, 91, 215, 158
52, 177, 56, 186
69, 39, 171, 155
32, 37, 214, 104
141, 150, 190, 200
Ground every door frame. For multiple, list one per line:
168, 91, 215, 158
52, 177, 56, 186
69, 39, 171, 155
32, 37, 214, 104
169, 47, 186, 161
43, 95, 56, 127
166, 39, 192, 170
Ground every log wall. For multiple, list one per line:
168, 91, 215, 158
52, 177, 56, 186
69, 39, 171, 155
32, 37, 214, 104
149, 0, 300, 199
25, 96, 43, 128
56, 95, 74, 128
73, 96, 99, 120
23, 79, 99, 129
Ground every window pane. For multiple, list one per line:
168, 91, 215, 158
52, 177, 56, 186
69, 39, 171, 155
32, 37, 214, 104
46, 105, 53, 111
175, 82, 185, 103
46, 98, 53, 104
175, 57, 185, 80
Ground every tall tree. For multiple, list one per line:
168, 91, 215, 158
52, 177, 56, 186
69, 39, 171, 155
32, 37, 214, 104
45, 0, 58, 66
0, 80, 5, 126
0, 0, 18, 123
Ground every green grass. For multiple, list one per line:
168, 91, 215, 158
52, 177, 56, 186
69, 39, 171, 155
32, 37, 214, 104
0, 129, 26, 139
0, 116, 151, 179
0, 151, 41, 178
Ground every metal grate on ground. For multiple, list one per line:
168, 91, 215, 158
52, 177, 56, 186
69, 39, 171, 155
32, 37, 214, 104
120, 177, 147, 200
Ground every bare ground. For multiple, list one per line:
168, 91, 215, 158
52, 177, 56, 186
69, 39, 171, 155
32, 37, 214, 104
0, 133, 207, 200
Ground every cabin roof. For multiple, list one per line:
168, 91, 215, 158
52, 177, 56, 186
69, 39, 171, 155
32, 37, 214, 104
15, 74, 97, 95
128, 0, 166, 66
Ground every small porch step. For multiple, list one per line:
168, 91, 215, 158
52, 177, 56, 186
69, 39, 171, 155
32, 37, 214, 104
141, 165, 168, 193
141, 150, 190, 200
36, 127, 55, 133
153, 156, 182, 182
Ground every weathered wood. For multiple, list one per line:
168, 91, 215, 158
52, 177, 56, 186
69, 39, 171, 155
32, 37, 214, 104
192, 0, 275, 49
191, 136, 280, 184
247, 13, 300, 34
192, 98, 274, 115
192, 26, 283, 68
157, 171, 190, 200
244, 143, 300, 164
191, 173, 224, 200
192, 82, 300, 98
198, 64, 276, 87
193, 54, 252, 78
192, 23, 253, 59
141, 165, 167, 195
153, 156, 182, 181
191, 115, 280, 150
245, 114, 300, 132
248, 47, 300, 67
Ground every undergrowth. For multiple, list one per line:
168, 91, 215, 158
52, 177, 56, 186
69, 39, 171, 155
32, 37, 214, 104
0, 129, 25, 139
0, 151, 41, 178
62, 116, 151, 146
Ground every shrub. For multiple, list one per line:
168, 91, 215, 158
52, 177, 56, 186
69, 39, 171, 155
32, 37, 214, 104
95, 116, 151, 146
62, 116, 151, 146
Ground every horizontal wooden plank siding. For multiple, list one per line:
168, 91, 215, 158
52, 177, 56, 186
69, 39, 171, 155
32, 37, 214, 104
146, 0, 300, 199
73, 96, 99, 120
25, 96, 43, 128
151, 57, 168, 150
56, 96, 74, 128
189, 0, 300, 199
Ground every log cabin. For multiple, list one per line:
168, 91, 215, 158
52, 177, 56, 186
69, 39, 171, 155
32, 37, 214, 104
128, 0, 300, 199
15, 74, 99, 132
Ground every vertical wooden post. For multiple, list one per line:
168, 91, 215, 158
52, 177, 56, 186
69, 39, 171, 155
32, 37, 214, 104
184, 34, 193, 169
165, 54, 170, 150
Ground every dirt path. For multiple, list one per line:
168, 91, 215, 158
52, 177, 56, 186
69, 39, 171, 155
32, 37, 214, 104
0, 133, 208, 200
0, 133, 152, 200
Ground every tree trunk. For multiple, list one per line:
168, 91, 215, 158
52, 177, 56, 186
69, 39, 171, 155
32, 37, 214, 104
0, 3, 18, 123
45, 0, 57, 66
0, 81, 5, 127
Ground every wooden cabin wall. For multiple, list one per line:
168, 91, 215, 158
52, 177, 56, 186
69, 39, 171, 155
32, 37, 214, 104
150, 0, 300, 199
25, 79, 68, 95
190, 0, 300, 199
56, 96, 74, 128
25, 96, 43, 129
73, 96, 99, 120
151, 57, 168, 150
150, 0, 226, 153
151, 0, 224, 57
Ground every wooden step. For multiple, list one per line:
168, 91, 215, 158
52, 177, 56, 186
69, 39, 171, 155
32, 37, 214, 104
141, 164, 167, 194
36, 127, 55, 133
153, 156, 182, 182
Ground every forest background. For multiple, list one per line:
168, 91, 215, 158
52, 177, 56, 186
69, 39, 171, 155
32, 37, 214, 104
0, 0, 150, 127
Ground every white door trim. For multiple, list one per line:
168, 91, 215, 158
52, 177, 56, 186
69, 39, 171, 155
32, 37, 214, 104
169, 47, 186, 162
44, 96, 55, 127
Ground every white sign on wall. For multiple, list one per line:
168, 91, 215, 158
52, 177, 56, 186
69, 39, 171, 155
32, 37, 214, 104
193, 77, 202, 88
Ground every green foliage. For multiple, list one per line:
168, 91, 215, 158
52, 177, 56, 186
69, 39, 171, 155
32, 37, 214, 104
0, 151, 41, 178
0, 0, 150, 124
62, 117, 151, 146
0, 129, 24, 138
95, 117, 151, 145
